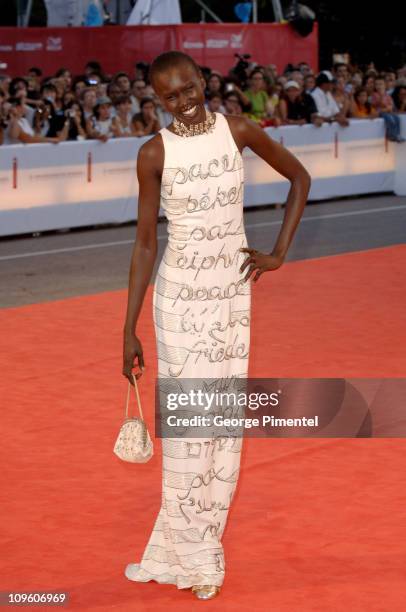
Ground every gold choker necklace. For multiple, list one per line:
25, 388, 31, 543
172, 108, 216, 137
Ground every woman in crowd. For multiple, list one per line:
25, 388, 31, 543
32, 100, 53, 136
63, 100, 87, 141
243, 68, 272, 123
363, 73, 376, 101
111, 94, 135, 137
55, 67, 72, 93
223, 90, 243, 115
40, 82, 66, 136
205, 71, 225, 98
263, 77, 280, 119
86, 95, 114, 141
131, 96, 161, 137
80, 87, 97, 121
349, 87, 379, 119
8, 77, 36, 126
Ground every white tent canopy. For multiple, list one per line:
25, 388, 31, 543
44, 0, 104, 26
127, 0, 182, 25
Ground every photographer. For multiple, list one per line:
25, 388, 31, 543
223, 80, 251, 111
40, 82, 66, 137
2, 98, 68, 145
63, 101, 87, 141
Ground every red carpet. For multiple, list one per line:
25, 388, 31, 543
1, 244, 406, 611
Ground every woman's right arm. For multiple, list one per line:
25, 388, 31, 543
122, 138, 162, 383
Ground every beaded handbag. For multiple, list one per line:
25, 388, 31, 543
113, 373, 153, 463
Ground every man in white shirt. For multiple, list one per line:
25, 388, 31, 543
310, 70, 349, 126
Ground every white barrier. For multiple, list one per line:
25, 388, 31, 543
0, 117, 405, 237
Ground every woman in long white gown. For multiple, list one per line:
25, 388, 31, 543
122, 51, 311, 600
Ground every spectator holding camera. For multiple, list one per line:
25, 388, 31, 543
2, 97, 68, 145
32, 100, 54, 136
63, 101, 87, 141
40, 82, 66, 137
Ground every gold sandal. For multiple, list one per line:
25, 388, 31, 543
191, 585, 221, 600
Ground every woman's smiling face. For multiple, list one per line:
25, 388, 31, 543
152, 61, 207, 124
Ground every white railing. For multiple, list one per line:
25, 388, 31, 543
1, 117, 405, 237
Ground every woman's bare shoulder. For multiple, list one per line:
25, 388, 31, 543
136, 132, 164, 179
223, 113, 258, 153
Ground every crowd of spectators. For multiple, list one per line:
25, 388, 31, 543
1, 58, 406, 146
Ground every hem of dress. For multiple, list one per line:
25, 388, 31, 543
125, 563, 224, 590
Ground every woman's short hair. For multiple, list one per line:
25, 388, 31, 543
149, 51, 201, 86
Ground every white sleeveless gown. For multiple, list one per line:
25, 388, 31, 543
125, 111, 251, 589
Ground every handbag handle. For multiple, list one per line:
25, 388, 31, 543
125, 372, 145, 421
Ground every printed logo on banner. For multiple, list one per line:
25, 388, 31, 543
230, 33, 243, 48
206, 38, 229, 48
46, 37, 62, 52
0, 45, 13, 52
183, 40, 204, 49
16, 42, 43, 51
